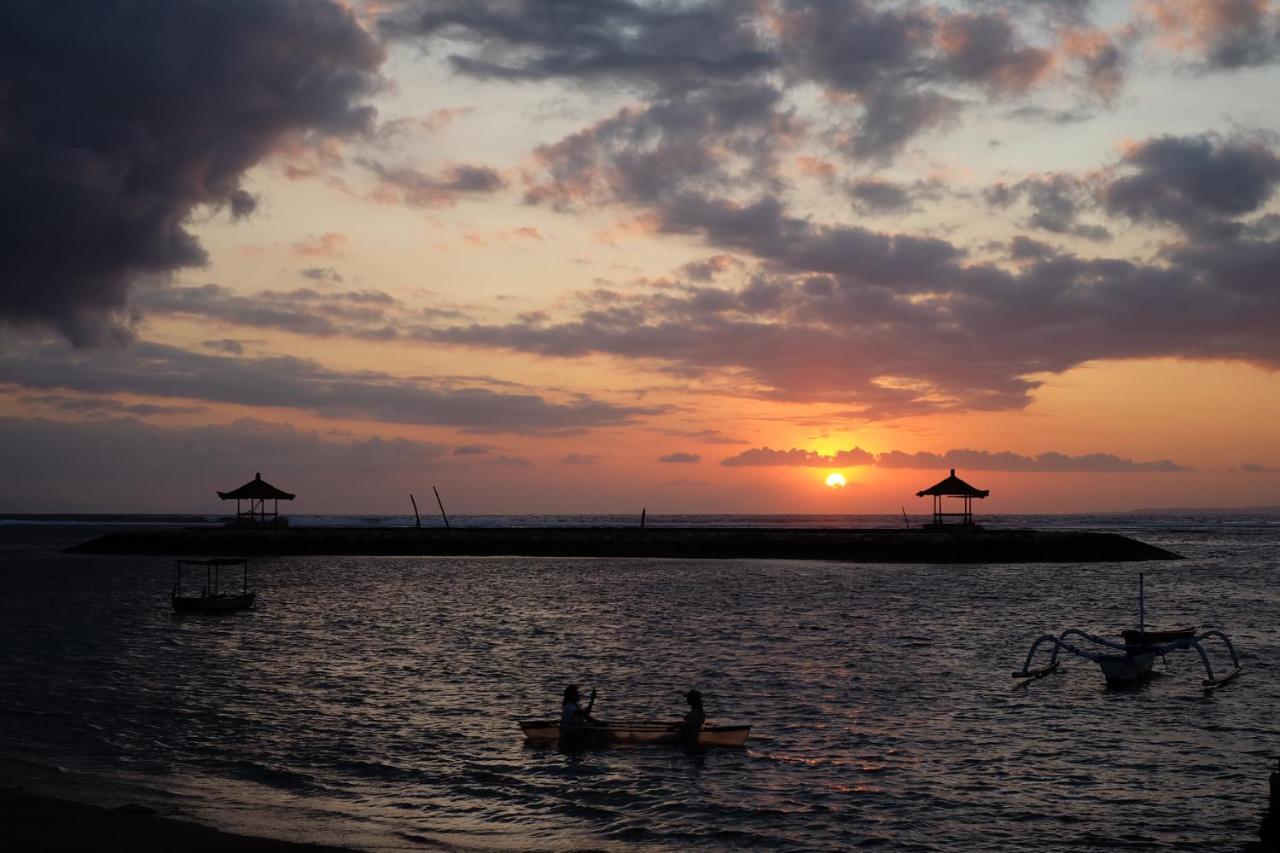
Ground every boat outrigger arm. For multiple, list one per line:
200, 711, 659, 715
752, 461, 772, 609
1012, 629, 1243, 691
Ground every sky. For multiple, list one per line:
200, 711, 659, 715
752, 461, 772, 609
2, 0, 1280, 515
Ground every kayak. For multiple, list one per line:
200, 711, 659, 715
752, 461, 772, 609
519, 720, 751, 748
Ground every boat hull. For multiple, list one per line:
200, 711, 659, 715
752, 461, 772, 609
1120, 627, 1196, 646
1096, 652, 1156, 686
171, 592, 255, 613
519, 720, 750, 748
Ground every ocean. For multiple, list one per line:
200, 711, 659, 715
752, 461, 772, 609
1, 514, 1277, 851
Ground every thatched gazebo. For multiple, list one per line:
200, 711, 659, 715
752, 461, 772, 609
916, 469, 989, 527
217, 472, 295, 527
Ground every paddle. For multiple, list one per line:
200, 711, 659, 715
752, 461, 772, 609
584, 688, 597, 719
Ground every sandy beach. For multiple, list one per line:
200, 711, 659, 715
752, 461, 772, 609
0, 788, 357, 853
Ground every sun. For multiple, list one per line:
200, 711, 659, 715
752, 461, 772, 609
825, 472, 847, 489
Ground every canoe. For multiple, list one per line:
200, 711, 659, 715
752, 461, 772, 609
171, 592, 255, 613
519, 720, 751, 748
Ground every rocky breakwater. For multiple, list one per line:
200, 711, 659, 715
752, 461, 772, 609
67, 526, 1180, 563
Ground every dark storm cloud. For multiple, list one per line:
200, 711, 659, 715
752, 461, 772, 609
1101, 134, 1280, 238
380, 0, 775, 92
984, 174, 1111, 241
0, 0, 384, 345
0, 339, 665, 435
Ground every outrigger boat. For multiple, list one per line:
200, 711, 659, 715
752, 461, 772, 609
519, 720, 751, 748
171, 558, 255, 613
1012, 574, 1241, 691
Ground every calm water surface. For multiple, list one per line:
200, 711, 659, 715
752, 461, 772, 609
1, 519, 1278, 851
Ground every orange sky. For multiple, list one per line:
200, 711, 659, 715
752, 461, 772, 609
2, 1, 1279, 514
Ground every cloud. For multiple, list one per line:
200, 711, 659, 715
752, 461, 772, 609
849, 177, 944, 214
658, 427, 747, 445
658, 452, 701, 464
936, 12, 1054, 93
723, 445, 1189, 472
362, 160, 507, 208
380, 0, 775, 93
524, 82, 795, 211
391, 1, 1102, 167
299, 267, 345, 284
453, 445, 491, 456
1100, 133, 1280, 238
876, 448, 1190, 472
562, 453, 601, 465
984, 173, 1111, 240
721, 447, 877, 467
1141, 0, 1280, 70
0, 1, 383, 345
1239, 461, 1280, 473
22, 393, 202, 417
0, 416, 449, 511
291, 232, 350, 258
0, 339, 667, 435
138, 284, 401, 340
489, 455, 532, 467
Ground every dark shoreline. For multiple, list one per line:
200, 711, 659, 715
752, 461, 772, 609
66, 525, 1181, 562
0, 787, 357, 853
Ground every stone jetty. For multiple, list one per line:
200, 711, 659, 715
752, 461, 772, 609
67, 526, 1180, 563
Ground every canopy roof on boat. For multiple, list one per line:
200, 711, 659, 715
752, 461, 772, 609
915, 469, 989, 498
217, 472, 295, 501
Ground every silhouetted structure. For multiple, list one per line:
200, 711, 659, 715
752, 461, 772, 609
916, 468, 989, 527
217, 472, 294, 527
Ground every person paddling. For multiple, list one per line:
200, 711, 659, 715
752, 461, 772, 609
560, 684, 597, 729
681, 689, 706, 744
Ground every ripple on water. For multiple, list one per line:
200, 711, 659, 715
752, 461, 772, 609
1, 531, 1278, 851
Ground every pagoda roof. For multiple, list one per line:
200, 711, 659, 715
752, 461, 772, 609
916, 469, 989, 498
217, 472, 295, 501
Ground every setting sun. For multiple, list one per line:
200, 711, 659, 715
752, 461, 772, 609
825, 472, 847, 489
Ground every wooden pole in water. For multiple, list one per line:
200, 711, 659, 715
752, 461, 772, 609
641, 507, 646, 529
1139, 572, 1145, 636
433, 486, 451, 529
409, 493, 421, 528
901, 507, 909, 529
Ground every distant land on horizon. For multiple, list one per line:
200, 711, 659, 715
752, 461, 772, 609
1127, 505, 1280, 516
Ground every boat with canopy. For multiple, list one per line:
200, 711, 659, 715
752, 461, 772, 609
171, 558, 255, 613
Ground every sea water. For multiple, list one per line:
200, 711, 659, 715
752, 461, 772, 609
1, 516, 1277, 851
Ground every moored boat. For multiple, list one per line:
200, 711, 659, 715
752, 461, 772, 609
171, 558, 255, 614
172, 591, 256, 613
519, 720, 751, 748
